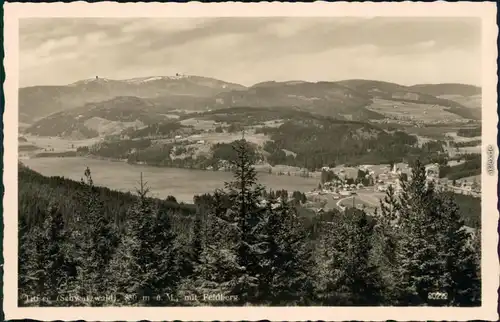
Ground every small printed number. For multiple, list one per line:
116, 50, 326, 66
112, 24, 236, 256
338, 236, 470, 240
486, 145, 495, 176
428, 292, 448, 300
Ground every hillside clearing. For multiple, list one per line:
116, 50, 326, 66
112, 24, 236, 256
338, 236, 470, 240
83, 117, 145, 136
438, 94, 482, 109
22, 135, 101, 152
366, 98, 466, 123
180, 118, 219, 130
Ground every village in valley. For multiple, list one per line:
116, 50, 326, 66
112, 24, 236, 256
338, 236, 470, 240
297, 161, 480, 214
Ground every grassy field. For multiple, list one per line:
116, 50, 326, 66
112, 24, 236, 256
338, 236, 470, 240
22, 157, 319, 203
407, 127, 459, 140
18, 144, 42, 152
456, 175, 481, 184
338, 194, 379, 213
447, 160, 466, 167
251, 120, 285, 128
180, 118, 219, 131
357, 191, 387, 204
366, 98, 466, 123
83, 117, 144, 137
438, 94, 482, 109
445, 131, 481, 142
159, 113, 181, 119
19, 135, 102, 158
445, 144, 481, 156
377, 123, 464, 140
456, 146, 481, 154
377, 122, 482, 154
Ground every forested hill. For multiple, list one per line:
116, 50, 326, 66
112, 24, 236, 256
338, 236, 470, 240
83, 117, 438, 170
19, 75, 245, 123
409, 83, 481, 97
20, 76, 480, 130
24, 96, 169, 139
19, 164, 196, 230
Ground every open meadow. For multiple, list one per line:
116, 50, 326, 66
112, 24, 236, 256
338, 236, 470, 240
338, 196, 378, 213
19, 135, 102, 158
438, 94, 482, 109
366, 98, 465, 122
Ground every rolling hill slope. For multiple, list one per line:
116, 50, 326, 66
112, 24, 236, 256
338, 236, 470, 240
212, 81, 384, 120
19, 75, 246, 123
21, 76, 481, 139
410, 83, 482, 119
409, 83, 481, 97
25, 96, 169, 139
337, 79, 480, 120
337, 79, 465, 108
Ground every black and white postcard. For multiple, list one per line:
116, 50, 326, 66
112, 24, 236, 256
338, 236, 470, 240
3, 2, 499, 321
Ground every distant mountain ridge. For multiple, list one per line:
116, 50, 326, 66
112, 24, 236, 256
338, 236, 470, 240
20, 76, 481, 128
409, 83, 482, 119
19, 75, 246, 123
212, 80, 376, 120
336, 79, 481, 120
409, 83, 481, 97
337, 79, 469, 108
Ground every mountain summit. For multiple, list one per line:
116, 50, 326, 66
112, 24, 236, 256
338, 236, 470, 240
19, 75, 247, 123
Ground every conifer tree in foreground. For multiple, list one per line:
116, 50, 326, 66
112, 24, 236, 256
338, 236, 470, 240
175, 206, 206, 287
193, 139, 281, 305
192, 189, 242, 304
223, 139, 268, 303
258, 197, 315, 305
19, 216, 46, 305
195, 139, 318, 305
189, 212, 204, 273
379, 160, 481, 306
74, 167, 119, 305
373, 185, 401, 302
109, 173, 179, 306
44, 204, 74, 304
318, 208, 383, 305
21, 203, 72, 306
437, 194, 481, 306
18, 215, 30, 305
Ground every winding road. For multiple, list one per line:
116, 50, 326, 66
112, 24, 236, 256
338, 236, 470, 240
321, 189, 385, 214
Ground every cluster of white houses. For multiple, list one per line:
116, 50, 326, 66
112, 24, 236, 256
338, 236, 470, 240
315, 163, 446, 197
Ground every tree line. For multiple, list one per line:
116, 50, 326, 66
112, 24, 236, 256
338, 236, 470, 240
18, 140, 480, 306
456, 127, 481, 138
439, 155, 481, 180
257, 120, 449, 170
449, 140, 481, 148
78, 117, 460, 175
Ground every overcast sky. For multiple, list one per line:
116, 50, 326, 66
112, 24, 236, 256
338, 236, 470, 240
19, 17, 481, 87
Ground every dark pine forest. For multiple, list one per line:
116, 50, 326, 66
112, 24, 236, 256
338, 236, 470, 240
18, 139, 481, 307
